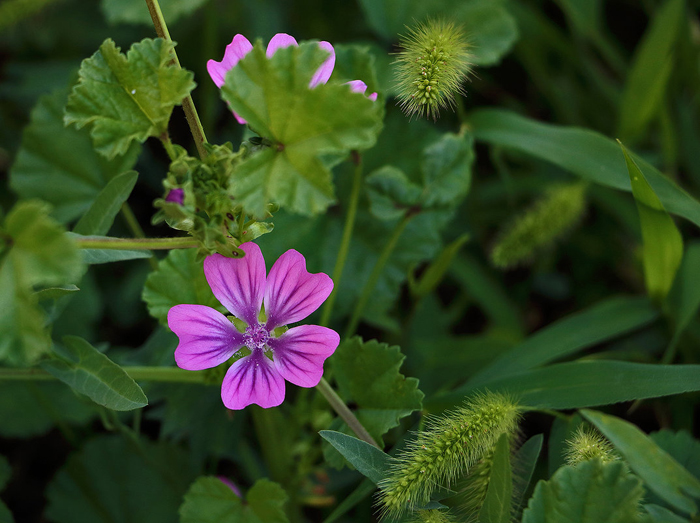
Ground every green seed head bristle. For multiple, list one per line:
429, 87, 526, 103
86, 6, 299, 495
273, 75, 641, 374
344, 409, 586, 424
565, 426, 619, 466
377, 392, 520, 519
393, 18, 473, 120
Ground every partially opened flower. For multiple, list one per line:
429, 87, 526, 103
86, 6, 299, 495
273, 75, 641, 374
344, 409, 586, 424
207, 32, 377, 124
168, 242, 339, 410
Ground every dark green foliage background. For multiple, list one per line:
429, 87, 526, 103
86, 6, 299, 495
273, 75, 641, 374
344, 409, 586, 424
2, 0, 700, 522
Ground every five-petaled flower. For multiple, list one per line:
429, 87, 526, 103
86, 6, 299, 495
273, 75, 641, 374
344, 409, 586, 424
207, 32, 377, 124
168, 242, 339, 410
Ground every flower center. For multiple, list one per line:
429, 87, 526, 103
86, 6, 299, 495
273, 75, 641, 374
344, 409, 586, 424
243, 322, 270, 352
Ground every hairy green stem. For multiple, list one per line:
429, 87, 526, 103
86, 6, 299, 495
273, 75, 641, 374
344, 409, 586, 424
145, 0, 208, 159
344, 212, 414, 339
320, 152, 363, 327
76, 236, 198, 250
316, 377, 379, 448
0, 366, 207, 383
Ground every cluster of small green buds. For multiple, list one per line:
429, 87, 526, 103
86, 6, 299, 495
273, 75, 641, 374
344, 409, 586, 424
377, 392, 520, 519
393, 19, 472, 120
491, 182, 588, 269
564, 426, 619, 466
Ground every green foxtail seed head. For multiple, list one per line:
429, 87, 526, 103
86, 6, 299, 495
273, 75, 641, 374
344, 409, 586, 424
448, 446, 496, 521
491, 182, 588, 269
377, 392, 520, 519
564, 426, 619, 466
393, 19, 473, 120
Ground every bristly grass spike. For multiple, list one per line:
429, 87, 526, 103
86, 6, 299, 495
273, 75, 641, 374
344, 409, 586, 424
393, 18, 473, 120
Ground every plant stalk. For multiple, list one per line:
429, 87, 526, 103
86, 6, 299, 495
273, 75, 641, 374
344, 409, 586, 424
75, 236, 198, 250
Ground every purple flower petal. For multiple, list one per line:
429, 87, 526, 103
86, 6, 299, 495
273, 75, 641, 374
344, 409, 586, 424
221, 352, 285, 409
217, 477, 242, 497
207, 34, 253, 88
266, 33, 298, 58
204, 243, 267, 326
345, 80, 378, 101
268, 325, 339, 387
310, 41, 335, 88
264, 249, 333, 328
168, 304, 244, 370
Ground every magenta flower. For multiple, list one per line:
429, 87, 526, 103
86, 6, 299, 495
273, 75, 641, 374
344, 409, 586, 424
165, 188, 184, 205
207, 33, 377, 124
167, 242, 339, 410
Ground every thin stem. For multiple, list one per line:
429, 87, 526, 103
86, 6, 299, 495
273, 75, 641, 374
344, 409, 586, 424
159, 133, 178, 161
145, 0, 208, 159
320, 152, 363, 327
76, 236, 198, 250
344, 212, 414, 339
316, 377, 380, 448
0, 366, 207, 383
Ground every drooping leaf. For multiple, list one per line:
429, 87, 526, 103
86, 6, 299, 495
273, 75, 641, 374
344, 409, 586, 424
221, 41, 382, 218
468, 109, 700, 228
583, 410, 700, 516
73, 170, 138, 236
100, 0, 209, 25
40, 336, 148, 411
142, 248, 222, 325
466, 296, 658, 388
621, 143, 683, 303
33, 285, 80, 301
513, 434, 544, 516
9, 88, 140, 223
478, 433, 513, 523
434, 361, 700, 411
319, 431, 394, 485
522, 459, 646, 523
644, 504, 691, 523
80, 247, 153, 265
410, 233, 470, 298
650, 430, 700, 483
330, 337, 424, 444
65, 38, 195, 159
617, 0, 685, 142
179, 477, 288, 523
45, 434, 197, 523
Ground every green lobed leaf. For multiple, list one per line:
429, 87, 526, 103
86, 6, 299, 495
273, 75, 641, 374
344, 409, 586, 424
617, 0, 685, 142
421, 132, 474, 208
0, 201, 84, 366
101, 0, 208, 25
319, 431, 395, 485
179, 476, 288, 523
366, 166, 422, 221
45, 434, 197, 523
9, 88, 140, 223
582, 410, 700, 516
434, 361, 700, 411
40, 336, 147, 411
142, 248, 222, 325
465, 296, 658, 388
330, 337, 424, 444
73, 170, 138, 236
650, 431, 700, 483
521, 459, 646, 523
2, 200, 84, 288
621, 143, 683, 303
477, 433, 513, 523
221, 42, 382, 218
65, 38, 195, 159
468, 109, 700, 228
